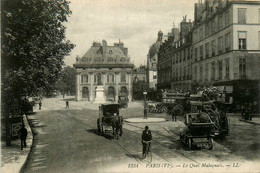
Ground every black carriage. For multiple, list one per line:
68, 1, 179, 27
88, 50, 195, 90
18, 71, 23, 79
180, 113, 215, 150
97, 104, 123, 139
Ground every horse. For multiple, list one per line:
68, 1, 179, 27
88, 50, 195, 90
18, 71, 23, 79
111, 115, 123, 140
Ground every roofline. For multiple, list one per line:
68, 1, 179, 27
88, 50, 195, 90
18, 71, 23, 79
73, 63, 134, 68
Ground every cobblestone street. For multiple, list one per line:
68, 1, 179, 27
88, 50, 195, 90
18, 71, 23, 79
18, 97, 260, 173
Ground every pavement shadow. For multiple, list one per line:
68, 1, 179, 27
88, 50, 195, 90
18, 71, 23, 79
61, 98, 76, 101
125, 153, 142, 160
86, 129, 98, 135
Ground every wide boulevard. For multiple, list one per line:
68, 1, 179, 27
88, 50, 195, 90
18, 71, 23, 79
22, 97, 260, 173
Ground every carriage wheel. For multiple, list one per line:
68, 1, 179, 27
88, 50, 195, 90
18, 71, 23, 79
97, 119, 101, 135
188, 138, 193, 150
208, 138, 213, 150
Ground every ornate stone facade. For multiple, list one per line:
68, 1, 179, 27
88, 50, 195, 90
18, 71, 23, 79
73, 40, 134, 102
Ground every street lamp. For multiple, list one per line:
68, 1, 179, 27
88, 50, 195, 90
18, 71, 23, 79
143, 90, 147, 119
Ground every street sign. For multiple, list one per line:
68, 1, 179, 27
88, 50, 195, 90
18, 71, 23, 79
143, 92, 147, 95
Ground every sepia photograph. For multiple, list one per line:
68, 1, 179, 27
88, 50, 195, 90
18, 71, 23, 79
1, 0, 260, 172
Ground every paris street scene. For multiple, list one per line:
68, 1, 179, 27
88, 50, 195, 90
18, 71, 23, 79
1, 0, 260, 173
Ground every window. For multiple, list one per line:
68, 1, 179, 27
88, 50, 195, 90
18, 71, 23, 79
205, 63, 209, 81
184, 49, 186, 61
225, 10, 230, 26
211, 62, 215, 80
239, 57, 246, 78
225, 58, 230, 79
211, 40, 216, 56
238, 8, 246, 24
200, 65, 203, 81
81, 75, 88, 83
107, 73, 115, 83
205, 43, 209, 58
194, 31, 198, 42
179, 67, 182, 80
238, 32, 247, 50
187, 48, 190, 60
179, 52, 182, 63
109, 50, 113, 54
225, 33, 231, 51
211, 21, 214, 34
194, 48, 198, 61
218, 60, 223, 80
194, 66, 197, 81
175, 68, 178, 80
184, 66, 186, 80
218, 15, 223, 30
205, 24, 209, 37
259, 9, 260, 24
121, 72, 126, 82
218, 37, 223, 54
200, 45, 203, 60
259, 31, 260, 49
200, 28, 203, 40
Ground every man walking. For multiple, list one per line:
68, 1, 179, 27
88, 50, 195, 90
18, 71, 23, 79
39, 100, 42, 110
18, 124, 28, 150
66, 101, 69, 109
142, 126, 152, 159
172, 108, 177, 122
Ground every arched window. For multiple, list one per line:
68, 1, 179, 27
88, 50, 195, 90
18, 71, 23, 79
107, 57, 114, 62
121, 72, 126, 83
109, 50, 112, 54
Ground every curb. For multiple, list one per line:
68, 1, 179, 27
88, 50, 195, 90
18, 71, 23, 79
19, 114, 35, 173
239, 119, 260, 126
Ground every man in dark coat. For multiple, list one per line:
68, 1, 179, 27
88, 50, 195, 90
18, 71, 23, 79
142, 126, 152, 158
39, 100, 42, 110
66, 101, 69, 109
18, 124, 28, 150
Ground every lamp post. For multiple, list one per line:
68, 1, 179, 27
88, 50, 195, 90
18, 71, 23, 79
143, 90, 147, 119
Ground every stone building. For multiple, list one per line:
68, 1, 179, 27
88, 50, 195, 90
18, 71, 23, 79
192, 0, 260, 86
171, 19, 193, 90
147, 31, 163, 89
73, 40, 134, 102
158, 21, 193, 90
132, 65, 149, 100
191, 0, 260, 108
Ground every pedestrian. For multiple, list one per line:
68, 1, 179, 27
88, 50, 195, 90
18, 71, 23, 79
66, 100, 69, 109
142, 126, 152, 159
172, 109, 177, 122
39, 100, 42, 110
18, 124, 28, 150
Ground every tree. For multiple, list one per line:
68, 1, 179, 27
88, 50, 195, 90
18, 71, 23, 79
2, 0, 75, 98
55, 66, 76, 97
1, 0, 75, 145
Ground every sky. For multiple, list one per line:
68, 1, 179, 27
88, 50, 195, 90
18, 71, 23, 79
64, 0, 197, 67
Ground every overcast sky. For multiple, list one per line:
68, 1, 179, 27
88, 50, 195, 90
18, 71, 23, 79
64, 0, 197, 67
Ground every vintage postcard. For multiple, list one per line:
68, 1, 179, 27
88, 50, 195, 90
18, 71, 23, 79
1, 0, 260, 173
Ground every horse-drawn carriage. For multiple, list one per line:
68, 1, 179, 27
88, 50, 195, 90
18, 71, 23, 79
180, 112, 215, 150
97, 104, 123, 139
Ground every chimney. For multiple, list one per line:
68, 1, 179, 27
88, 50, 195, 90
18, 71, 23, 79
102, 40, 107, 55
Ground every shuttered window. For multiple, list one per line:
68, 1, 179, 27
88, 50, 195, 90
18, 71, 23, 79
238, 8, 246, 24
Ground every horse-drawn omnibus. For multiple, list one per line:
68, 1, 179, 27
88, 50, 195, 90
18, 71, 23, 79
97, 104, 123, 139
161, 92, 190, 114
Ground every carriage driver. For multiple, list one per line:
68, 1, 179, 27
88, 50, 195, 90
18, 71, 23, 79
142, 126, 152, 158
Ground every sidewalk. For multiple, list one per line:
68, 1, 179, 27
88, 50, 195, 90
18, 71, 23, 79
239, 117, 260, 125
1, 115, 33, 173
